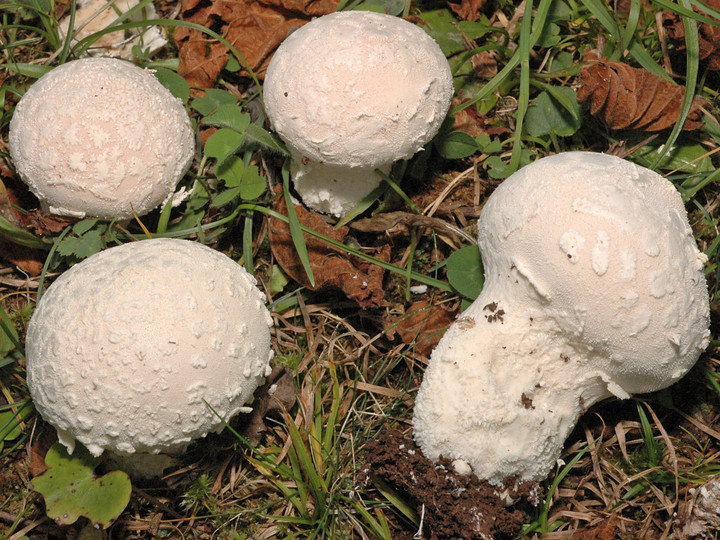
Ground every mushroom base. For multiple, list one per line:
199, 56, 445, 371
291, 157, 390, 217
413, 295, 615, 486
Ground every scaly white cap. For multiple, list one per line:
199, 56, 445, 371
26, 239, 274, 459
9, 58, 194, 219
264, 10, 453, 216
413, 152, 711, 485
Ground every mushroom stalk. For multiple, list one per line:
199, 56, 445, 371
414, 283, 616, 485
413, 152, 711, 485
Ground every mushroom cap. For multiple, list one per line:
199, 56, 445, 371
478, 151, 709, 393
263, 10, 453, 169
26, 238, 274, 457
9, 58, 194, 219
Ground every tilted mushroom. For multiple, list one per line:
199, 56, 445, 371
413, 152, 711, 485
9, 57, 194, 219
263, 10, 453, 217
26, 239, 273, 473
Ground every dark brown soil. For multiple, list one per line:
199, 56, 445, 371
362, 429, 542, 540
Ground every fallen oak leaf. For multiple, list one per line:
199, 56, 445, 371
577, 59, 707, 131
268, 188, 390, 308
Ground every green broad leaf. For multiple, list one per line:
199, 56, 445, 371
269, 264, 290, 294
240, 165, 266, 200
631, 141, 715, 174
434, 130, 479, 159
417, 9, 495, 56
0, 304, 19, 356
548, 50, 575, 72
72, 218, 98, 236
211, 186, 241, 208
244, 123, 289, 155
216, 155, 246, 188
536, 21, 561, 47
56, 230, 105, 259
486, 149, 534, 179
204, 128, 245, 164
191, 88, 238, 116
476, 133, 502, 154
446, 245, 484, 300
525, 89, 581, 138
202, 105, 251, 133
225, 54, 242, 73
352, 0, 405, 15
32, 443, 131, 528
152, 67, 190, 104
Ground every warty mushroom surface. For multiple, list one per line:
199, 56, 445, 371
9, 57, 194, 219
413, 151, 711, 485
263, 10, 454, 217
26, 238, 273, 466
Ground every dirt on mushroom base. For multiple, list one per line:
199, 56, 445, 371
362, 429, 542, 539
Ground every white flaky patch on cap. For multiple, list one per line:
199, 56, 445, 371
26, 239, 274, 458
264, 11, 454, 216
413, 152, 711, 485
9, 58, 194, 219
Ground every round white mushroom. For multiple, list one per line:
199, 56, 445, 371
263, 10, 453, 217
9, 58, 194, 219
26, 238, 273, 466
413, 152, 711, 485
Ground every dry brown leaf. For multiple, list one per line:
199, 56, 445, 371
241, 366, 297, 446
385, 300, 457, 356
268, 189, 389, 308
573, 515, 621, 540
471, 49, 497, 79
663, 0, 720, 71
349, 211, 467, 246
451, 97, 488, 137
29, 429, 58, 477
448, 0, 487, 22
577, 59, 706, 131
175, 0, 339, 88
0, 179, 47, 276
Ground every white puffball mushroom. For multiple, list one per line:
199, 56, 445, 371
413, 152, 711, 485
263, 10, 453, 217
26, 238, 274, 466
58, 0, 168, 60
9, 58, 194, 219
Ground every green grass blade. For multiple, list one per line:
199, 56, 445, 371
653, 0, 700, 169
580, 0, 673, 80
0, 215, 49, 249
637, 401, 659, 467
242, 210, 254, 273
286, 417, 327, 516
509, 0, 535, 174
282, 161, 315, 287
621, 0, 642, 52
537, 438, 596, 532
155, 194, 174, 235
374, 168, 421, 214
